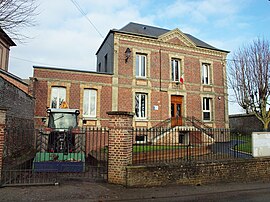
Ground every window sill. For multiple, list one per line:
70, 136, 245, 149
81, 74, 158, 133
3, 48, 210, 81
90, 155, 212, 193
136, 77, 147, 80
172, 81, 183, 85
203, 120, 213, 123
202, 84, 213, 86
83, 117, 97, 120
135, 118, 148, 121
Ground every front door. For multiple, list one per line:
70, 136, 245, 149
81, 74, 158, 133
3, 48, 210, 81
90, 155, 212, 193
171, 95, 183, 127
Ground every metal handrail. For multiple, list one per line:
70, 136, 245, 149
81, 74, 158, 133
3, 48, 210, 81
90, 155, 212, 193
149, 117, 172, 130
185, 116, 213, 137
149, 116, 213, 137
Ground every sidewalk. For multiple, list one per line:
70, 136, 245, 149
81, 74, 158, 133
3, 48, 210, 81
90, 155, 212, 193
1, 180, 270, 201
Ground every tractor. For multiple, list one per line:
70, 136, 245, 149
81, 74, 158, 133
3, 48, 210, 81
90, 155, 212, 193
45, 108, 80, 153
33, 104, 85, 172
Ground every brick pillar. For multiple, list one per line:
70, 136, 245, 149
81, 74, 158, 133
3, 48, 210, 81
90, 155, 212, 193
107, 111, 134, 185
0, 109, 7, 180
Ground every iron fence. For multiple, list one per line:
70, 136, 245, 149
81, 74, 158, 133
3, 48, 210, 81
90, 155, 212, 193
1, 127, 109, 187
34, 127, 109, 181
132, 127, 252, 165
0, 128, 56, 186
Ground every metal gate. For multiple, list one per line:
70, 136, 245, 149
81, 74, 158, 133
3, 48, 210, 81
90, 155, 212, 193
1, 127, 108, 187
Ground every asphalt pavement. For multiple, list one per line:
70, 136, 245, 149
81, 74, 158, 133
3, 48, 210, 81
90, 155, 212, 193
1, 180, 270, 201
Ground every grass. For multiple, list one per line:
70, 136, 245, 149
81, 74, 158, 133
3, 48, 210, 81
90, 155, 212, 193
132, 145, 188, 153
231, 134, 252, 154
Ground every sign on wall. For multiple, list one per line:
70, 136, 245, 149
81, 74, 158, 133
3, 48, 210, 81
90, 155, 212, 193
252, 132, 270, 157
153, 105, 158, 110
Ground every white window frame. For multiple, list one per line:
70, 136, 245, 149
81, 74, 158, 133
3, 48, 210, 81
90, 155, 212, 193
136, 54, 146, 78
135, 93, 147, 119
171, 59, 181, 82
202, 63, 210, 85
83, 89, 97, 118
50, 87, 66, 108
203, 97, 212, 121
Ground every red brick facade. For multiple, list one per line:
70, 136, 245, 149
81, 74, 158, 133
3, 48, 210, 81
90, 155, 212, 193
107, 111, 134, 185
32, 68, 113, 127
32, 23, 229, 129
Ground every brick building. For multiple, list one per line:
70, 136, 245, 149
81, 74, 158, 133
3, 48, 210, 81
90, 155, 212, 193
32, 22, 229, 129
0, 73, 34, 129
0, 28, 16, 71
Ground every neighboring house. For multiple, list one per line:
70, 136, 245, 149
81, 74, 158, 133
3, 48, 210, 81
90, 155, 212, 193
0, 72, 35, 129
0, 69, 29, 94
0, 28, 16, 71
32, 22, 229, 129
0, 28, 34, 129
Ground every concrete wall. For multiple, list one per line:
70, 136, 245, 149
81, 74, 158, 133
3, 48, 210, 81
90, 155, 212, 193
229, 113, 264, 135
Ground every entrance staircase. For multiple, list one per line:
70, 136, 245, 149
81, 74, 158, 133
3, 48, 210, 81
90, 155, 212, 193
149, 116, 215, 144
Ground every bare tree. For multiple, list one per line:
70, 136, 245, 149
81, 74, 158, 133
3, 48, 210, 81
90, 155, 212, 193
228, 38, 270, 130
0, 0, 38, 40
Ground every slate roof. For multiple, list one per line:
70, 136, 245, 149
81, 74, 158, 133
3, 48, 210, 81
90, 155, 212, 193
0, 27, 16, 46
117, 22, 229, 53
0, 68, 27, 85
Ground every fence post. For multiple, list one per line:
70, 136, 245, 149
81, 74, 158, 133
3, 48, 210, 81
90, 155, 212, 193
0, 109, 7, 181
107, 111, 134, 185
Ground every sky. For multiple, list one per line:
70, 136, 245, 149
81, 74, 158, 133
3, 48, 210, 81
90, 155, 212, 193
7, 0, 270, 114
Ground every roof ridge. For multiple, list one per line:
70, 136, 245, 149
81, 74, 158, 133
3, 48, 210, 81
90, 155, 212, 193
117, 22, 229, 53
123, 22, 170, 31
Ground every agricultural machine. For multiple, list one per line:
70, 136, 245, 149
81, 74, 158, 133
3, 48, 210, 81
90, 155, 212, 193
33, 106, 85, 172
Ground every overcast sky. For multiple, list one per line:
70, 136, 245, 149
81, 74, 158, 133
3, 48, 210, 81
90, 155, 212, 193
7, 0, 270, 114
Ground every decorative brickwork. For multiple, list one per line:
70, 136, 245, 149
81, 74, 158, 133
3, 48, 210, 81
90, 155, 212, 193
107, 111, 134, 185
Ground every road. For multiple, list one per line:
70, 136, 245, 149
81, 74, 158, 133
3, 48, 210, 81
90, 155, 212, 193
212, 140, 253, 158
1, 180, 270, 201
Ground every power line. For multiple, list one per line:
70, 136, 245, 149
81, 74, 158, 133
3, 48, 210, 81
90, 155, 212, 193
10, 56, 89, 70
11, 56, 58, 66
69, 0, 114, 51
70, 0, 104, 38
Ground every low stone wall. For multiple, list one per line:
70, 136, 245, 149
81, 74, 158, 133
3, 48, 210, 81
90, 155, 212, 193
126, 158, 270, 187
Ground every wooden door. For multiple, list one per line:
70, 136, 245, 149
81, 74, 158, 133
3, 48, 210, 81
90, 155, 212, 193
171, 95, 183, 127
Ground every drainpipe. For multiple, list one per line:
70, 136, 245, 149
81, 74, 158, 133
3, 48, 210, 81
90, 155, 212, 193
159, 48, 162, 91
